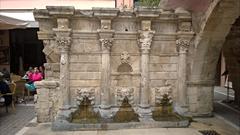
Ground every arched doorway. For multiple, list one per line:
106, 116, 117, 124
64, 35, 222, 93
188, 0, 240, 116
222, 17, 240, 107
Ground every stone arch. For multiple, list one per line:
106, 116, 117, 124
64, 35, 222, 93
187, 0, 240, 116
222, 17, 240, 106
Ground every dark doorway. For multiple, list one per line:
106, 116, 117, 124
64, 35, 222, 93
10, 28, 45, 75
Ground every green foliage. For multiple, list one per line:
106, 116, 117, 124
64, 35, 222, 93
139, 0, 161, 7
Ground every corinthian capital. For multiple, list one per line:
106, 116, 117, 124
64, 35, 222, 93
139, 31, 155, 51
100, 38, 113, 51
176, 38, 191, 53
55, 37, 71, 51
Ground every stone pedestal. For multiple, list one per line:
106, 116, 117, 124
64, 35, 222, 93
35, 80, 59, 122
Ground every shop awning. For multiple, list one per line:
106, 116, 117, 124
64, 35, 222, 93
0, 14, 28, 30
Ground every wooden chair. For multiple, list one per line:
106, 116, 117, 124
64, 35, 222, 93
4, 82, 17, 112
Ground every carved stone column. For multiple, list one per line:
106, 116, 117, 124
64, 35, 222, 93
99, 38, 113, 108
176, 38, 190, 108
53, 18, 72, 111
175, 8, 194, 114
98, 19, 114, 118
138, 20, 154, 120
56, 36, 71, 108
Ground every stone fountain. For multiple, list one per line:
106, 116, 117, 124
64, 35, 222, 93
34, 6, 194, 130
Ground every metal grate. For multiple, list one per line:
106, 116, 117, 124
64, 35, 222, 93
199, 130, 220, 135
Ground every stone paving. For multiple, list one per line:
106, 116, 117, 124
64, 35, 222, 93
20, 115, 240, 135
0, 104, 35, 135
214, 87, 240, 127
24, 124, 202, 135
1, 86, 239, 135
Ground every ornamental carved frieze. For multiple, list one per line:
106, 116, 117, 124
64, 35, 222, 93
55, 37, 72, 51
76, 88, 95, 105
42, 40, 52, 56
179, 22, 192, 32
116, 87, 134, 105
152, 83, 172, 104
138, 31, 155, 51
100, 38, 113, 51
42, 40, 60, 63
176, 38, 191, 52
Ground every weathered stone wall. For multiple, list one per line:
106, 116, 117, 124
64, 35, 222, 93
33, 0, 240, 124
34, 6, 194, 122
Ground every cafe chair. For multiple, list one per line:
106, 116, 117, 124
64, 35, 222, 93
3, 82, 17, 112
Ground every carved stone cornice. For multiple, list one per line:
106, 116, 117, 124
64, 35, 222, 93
100, 38, 113, 51
176, 38, 191, 53
138, 31, 155, 52
55, 37, 72, 51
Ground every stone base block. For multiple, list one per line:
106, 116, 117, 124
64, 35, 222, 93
52, 120, 189, 131
98, 107, 113, 120
137, 107, 154, 121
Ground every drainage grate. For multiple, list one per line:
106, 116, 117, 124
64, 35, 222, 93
199, 130, 220, 135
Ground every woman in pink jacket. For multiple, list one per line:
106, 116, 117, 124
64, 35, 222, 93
25, 67, 43, 92
29, 67, 43, 82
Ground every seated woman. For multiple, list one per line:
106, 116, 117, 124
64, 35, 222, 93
25, 67, 43, 92
22, 67, 33, 80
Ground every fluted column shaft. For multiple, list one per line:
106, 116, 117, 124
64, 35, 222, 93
100, 38, 113, 108
54, 18, 72, 109
138, 30, 154, 109
176, 39, 190, 107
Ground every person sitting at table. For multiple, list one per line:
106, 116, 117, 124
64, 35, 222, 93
25, 67, 43, 93
22, 67, 33, 80
0, 72, 12, 107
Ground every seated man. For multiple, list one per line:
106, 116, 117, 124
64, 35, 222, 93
0, 72, 12, 107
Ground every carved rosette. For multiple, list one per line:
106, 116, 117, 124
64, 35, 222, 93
120, 51, 130, 64
55, 37, 71, 51
76, 88, 95, 105
176, 38, 191, 53
153, 84, 172, 104
116, 87, 134, 105
139, 31, 155, 52
100, 38, 113, 51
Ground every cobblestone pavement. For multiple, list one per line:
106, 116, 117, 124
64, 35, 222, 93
0, 104, 35, 135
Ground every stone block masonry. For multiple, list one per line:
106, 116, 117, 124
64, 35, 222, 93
33, 6, 199, 124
